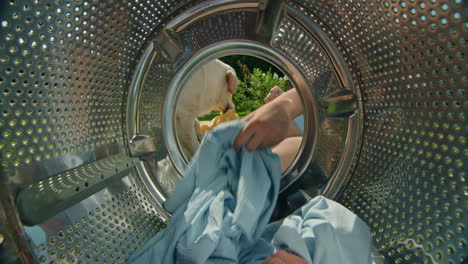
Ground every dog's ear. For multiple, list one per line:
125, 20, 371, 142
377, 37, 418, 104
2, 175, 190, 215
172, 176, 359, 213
226, 70, 238, 94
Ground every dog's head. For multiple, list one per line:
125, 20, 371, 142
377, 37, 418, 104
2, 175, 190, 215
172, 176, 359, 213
215, 69, 238, 113
176, 60, 238, 159
194, 60, 238, 115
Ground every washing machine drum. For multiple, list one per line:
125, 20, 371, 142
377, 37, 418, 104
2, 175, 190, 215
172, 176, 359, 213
0, 1, 466, 263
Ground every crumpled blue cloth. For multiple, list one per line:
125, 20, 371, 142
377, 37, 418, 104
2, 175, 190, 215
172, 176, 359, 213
129, 120, 372, 264
294, 115, 305, 135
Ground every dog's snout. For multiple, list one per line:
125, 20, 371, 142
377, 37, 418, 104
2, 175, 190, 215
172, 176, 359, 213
225, 102, 235, 112
219, 103, 233, 113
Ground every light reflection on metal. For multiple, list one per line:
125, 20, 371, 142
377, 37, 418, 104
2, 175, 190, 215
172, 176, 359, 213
0, 0, 465, 263
16, 154, 140, 226
129, 135, 157, 159
323, 89, 358, 118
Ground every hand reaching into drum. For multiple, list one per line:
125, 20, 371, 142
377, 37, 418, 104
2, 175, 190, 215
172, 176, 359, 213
264, 86, 284, 103
262, 250, 308, 264
234, 97, 292, 151
234, 88, 303, 152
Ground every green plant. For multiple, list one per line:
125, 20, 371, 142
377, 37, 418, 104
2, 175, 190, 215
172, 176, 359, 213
233, 67, 290, 113
219, 55, 284, 82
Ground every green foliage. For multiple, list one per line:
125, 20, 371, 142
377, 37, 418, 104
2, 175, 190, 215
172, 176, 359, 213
219, 55, 284, 82
233, 67, 290, 113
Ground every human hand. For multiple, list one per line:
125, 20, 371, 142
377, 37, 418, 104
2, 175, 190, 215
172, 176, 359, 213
264, 86, 284, 103
234, 99, 292, 152
261, 250, 308, 264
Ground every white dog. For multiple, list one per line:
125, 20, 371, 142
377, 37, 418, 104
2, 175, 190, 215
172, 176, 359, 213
176, 59, 238, 160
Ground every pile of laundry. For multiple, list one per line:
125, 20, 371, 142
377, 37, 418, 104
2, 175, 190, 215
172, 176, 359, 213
129, 121, 372, 264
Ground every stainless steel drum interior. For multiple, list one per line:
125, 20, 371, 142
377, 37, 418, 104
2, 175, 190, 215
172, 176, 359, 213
0, 1, 466, 264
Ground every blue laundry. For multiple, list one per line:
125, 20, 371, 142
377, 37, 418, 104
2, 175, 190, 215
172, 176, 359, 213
248, 196, 373, 263
294, 115, 305, 135
129, 120, 372, 264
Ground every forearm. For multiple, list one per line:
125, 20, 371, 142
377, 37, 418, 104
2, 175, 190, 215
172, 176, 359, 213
272, 137, 302, 172
270, 89, 303, 137
234, 88, 304, 151
262, 250, 308, 264
269, 88, 303, 119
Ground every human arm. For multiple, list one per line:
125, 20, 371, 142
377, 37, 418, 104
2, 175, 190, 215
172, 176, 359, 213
234, 88, 303, 152
272, 136, 302, 172
261, 250, 308, 264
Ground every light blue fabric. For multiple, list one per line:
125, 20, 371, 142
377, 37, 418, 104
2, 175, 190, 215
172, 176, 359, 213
249, 197, 373, 264
294, 115, 305, 135
128, 120, 372, 264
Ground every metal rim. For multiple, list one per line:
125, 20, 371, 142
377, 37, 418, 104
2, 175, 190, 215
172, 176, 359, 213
126, 0, 364, 204
285, 4, 364, 197
164, 40, 315, 183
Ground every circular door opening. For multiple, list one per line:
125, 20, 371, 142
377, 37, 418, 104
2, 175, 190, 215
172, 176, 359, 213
174, 54, 303, 171
126, 2, 363, 207
163, 42, 315, 199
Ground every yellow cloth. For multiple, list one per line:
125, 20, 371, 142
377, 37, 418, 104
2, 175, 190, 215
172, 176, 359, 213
201, 109, 240, 136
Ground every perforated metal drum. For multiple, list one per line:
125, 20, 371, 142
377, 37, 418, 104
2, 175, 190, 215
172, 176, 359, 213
0, 1, 466, 263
